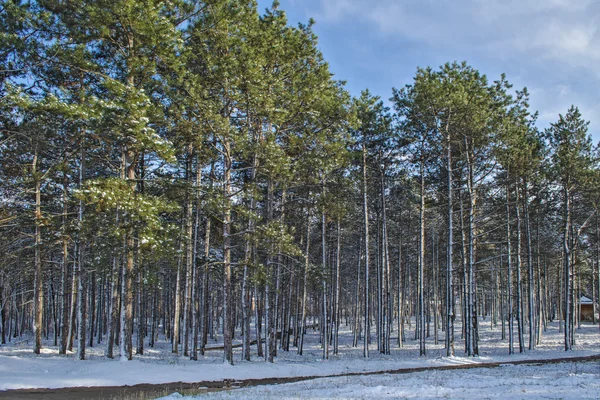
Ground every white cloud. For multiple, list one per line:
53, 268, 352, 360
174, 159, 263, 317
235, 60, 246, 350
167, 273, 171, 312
319, 0, 361, 22
314, 0, 600, 138
317, 0, 600, 66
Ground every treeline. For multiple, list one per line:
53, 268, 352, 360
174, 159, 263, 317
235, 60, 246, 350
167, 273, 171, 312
1, 0, 598, 364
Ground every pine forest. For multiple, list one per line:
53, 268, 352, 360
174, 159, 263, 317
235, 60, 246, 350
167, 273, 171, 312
1, 0, 599, 373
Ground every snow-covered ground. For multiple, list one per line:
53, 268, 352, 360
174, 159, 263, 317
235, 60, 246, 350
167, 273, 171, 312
0, 319, 599, 392
160, 362, 600, 400
158, 361, 600, 399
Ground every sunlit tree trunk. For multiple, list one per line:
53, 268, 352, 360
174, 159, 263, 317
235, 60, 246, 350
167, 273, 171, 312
515, 185, 524, 353
321, 181, 329, 360
563, 186, 572, 350
32, 149, 43, 355
506, 180, 514, 355
445, 124, 455, 357
200, 162, 214, 356
76, 136, 86, 360
333, 217, 341, 355
362, 143, 370, 358
191, 156, 201, 360
59, 171, 70, 355
183, 146, 194, 357
523, 179, 535, 350
222, 138, 233, 364
298, 207, 311, 356
418, 158, 426, 356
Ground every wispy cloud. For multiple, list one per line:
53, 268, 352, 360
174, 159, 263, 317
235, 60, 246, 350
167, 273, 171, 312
313, 0, 600, 138
319, 0, 599, 64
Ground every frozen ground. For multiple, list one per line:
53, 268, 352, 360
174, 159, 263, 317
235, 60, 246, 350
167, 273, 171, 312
0, 319, 599, 391
157, 361, 600, 399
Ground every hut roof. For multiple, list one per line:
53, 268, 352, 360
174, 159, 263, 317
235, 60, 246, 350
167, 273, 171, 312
580, 296, 593, 305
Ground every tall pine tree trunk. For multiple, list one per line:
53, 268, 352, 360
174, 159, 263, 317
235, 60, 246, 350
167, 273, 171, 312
222, 139, 233, 364
119, 145, 137, 361
172, 253, 182, 354
106, 212, 120, 359
515, 185, 524, 353
362, 143, 370, 358
321, 182, 329, 360
60, 172, 70, 355
135, 156, 145, 356
506, 180, 514, 355
445, 127, 454, 357
0, 276, 5, 345
89, 270, 96, 348
563, 186, 572, 350
333, 218, 341, 355
183, 147, 194, 357
466, 144, 478, 356
241, 144, 257, 361
32, 149, 43, 355
200, 211, 211, 355
298, 207, 311, 356
191, 156, 202, 361
380, 166, 391, 355
76, 136, 86, 360
418, 158, 426, 356
398, 237, 404, 348
353, 237, 362, 348
523, 179, 535, 350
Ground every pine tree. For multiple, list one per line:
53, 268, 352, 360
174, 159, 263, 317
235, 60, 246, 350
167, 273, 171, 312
546, 106, 594, 351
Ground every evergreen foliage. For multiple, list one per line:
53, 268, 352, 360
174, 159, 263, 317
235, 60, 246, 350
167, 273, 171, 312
0, 0, 598, 362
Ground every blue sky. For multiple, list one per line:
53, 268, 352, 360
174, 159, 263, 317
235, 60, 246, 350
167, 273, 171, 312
257, 0, 600, 142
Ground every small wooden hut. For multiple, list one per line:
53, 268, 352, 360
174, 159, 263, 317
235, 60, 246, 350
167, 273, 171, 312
580, 296, 594, 322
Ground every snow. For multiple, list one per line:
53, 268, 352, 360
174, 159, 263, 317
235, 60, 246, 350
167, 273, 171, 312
159, 362, 600, 399
0, 319, 599, 394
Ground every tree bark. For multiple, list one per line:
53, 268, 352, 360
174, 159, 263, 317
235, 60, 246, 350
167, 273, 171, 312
334, 217, 341, 355
515, 185, 524, 353
418, 158, 426, 356
563, 186, 572, 350
32, 149, 43, 355
106, 216, 120, 359
183, 146, 194, 357
298, 207, 311, 356
506, 180, 514, 355
200, 204, 211, 356
60, 172, 70, 355
223, 138, 233, 364
445, 125, 454, 357
523, 179, 535, 350
191, 156, 202, 361
466, 142, 478, 356
172, 253, 182, 354
321, 182, 329, 360
362, 143, 370, 358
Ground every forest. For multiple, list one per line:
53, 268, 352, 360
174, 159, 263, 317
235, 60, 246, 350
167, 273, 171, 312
1, 0, 599, 368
